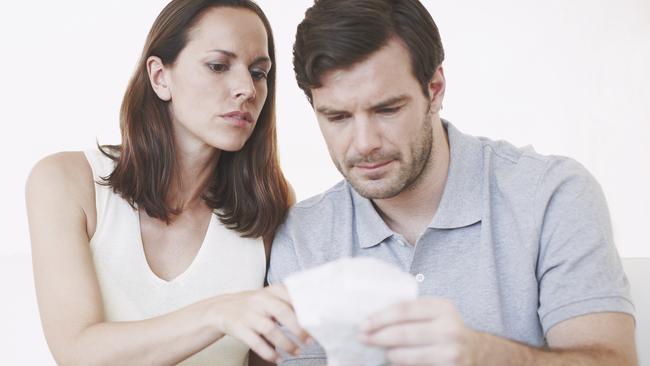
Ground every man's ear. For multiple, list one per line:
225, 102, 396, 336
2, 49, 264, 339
427, 65, 446, 113
146, 56, 171, 101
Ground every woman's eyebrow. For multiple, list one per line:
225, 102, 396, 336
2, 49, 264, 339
208, 49, 271, 66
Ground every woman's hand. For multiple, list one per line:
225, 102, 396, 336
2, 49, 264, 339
212, 285, 309, 362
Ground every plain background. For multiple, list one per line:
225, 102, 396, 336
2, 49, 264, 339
1, 0, 648, 363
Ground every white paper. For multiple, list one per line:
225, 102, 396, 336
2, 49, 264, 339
284, 257, 418, 366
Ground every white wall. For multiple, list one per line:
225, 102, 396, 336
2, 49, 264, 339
1, 1, 648, 364
625, 258, 650, 366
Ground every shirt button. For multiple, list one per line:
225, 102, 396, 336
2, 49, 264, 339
415, 273, 425, 282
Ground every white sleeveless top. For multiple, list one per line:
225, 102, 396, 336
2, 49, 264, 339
84, 149, 266, 365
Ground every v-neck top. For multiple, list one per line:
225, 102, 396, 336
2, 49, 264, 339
84, 149, 266, 365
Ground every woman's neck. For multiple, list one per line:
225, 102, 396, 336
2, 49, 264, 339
167, 143, 221, 212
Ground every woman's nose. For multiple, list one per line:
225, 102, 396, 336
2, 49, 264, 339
231, 68, 256, 102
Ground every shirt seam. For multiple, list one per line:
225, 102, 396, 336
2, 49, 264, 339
540, 294, 635, 323
533, 159, 554, 276
534, 159, 612, 281
482, 142, 549, 165
292, 181, 348, 210
483, 143, 520, 164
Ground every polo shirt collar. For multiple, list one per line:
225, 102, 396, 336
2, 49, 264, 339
429, 120, 483, 229
351, 186, 394, 249
351, 120, 484, 249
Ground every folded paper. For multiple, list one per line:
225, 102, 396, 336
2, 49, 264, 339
284, 257, 418, 366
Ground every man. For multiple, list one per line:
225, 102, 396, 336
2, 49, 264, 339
268, 0, 637, 364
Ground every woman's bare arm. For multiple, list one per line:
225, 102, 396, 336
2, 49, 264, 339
27, 152, 305, 365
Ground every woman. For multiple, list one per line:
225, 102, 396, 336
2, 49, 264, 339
25, 0, 307, 364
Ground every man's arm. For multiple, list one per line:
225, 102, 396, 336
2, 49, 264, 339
478, 312, 636, 365
267, 213, 328, 365
360, 298, 637, 366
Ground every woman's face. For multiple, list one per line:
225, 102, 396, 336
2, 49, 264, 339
160, 7, 271, 152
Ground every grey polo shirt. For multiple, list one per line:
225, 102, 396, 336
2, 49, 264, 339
268, 121, 634, 365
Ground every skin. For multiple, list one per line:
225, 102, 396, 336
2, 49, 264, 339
313, 37, 449, 246
26, 7, 305, 365
311, 37, 637, 366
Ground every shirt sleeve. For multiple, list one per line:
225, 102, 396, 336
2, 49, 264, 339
278, 358, 328, 366
535, 157, 635, 335
267, 221, 299, 286
268, 215, 328, 364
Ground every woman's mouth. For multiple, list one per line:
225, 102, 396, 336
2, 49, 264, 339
221, 111, 253, 127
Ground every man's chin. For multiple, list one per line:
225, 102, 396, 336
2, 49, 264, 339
347, 178, 402, 200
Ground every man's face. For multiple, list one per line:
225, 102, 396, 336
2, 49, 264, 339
311, 38, 445, 199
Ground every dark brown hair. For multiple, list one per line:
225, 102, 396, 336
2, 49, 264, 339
100, 0, 289, 238
293, 0, 445, 103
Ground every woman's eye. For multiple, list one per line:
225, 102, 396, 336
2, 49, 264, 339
208, 63, 228, 73
251, 70, 268, 81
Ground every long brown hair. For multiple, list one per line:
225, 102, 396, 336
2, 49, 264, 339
100, 0, 289, 238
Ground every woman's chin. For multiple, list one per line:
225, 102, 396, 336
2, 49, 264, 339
208, 138, 248, 152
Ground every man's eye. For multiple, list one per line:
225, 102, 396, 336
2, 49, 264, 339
328, 114, 348, 122
251, 70, 268, 81
378, 106, 401, 115
208, 63, 228, 72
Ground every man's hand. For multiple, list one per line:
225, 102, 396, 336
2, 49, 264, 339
360, 298, 637, 366
360, 298, 479, 366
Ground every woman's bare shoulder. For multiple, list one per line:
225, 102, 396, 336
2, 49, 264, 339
26, 151, 95, 212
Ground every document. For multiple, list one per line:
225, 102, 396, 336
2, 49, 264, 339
284, 257, 418, 366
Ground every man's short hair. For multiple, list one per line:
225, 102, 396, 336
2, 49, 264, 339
293, 0, 445, 104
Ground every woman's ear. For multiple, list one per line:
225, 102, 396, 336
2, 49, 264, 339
146, 56, 172, 101
427, 65, 446, 113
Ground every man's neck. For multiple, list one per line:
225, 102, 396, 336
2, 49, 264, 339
372, 119, 450, 245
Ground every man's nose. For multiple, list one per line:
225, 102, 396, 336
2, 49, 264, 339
352, 117, 382, 157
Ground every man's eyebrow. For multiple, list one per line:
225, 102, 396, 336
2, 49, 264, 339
370, 95, 411, 110
315, 95, 411, 116
315, 105, 348, 116
208, 49, 271, 66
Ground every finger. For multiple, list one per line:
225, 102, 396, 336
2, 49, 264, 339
231, 326, 279, 363
263, 286, 303, 332
254, 316, 300, 355
361, 321, 436, 348
361, 298, 452, 333
263, 296, 310, 341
